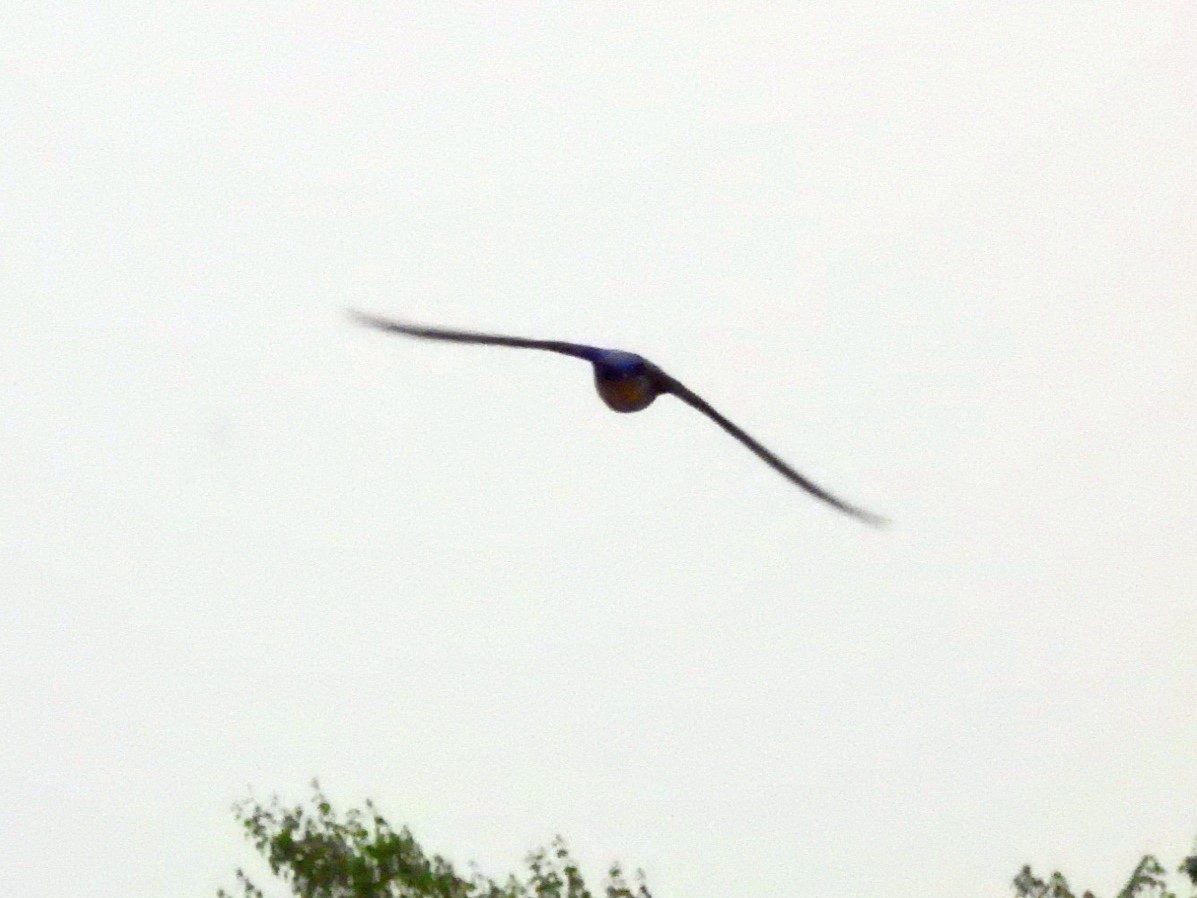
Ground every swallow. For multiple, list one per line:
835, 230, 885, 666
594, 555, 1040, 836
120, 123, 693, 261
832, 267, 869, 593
351, 310, 885, 525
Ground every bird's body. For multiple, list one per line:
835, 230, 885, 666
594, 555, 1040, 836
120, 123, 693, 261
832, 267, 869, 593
351, 311, 884, 524
594, 372, 657, 412
591, 352, 658, 412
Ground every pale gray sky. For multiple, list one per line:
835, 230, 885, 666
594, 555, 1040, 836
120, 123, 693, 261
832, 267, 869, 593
2, 4, 1195, 898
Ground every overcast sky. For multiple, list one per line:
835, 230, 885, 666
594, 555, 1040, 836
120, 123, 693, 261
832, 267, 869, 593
2, 4, 1195, 898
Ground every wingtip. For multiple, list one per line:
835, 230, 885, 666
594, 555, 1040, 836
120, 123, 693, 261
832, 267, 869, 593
843, 503, 889, 527
347, 309, 399, 332
347, 308, 377, 326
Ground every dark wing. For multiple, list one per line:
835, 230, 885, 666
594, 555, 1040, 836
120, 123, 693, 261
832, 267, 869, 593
350, 310, 601, 362
652, 367, 886, 525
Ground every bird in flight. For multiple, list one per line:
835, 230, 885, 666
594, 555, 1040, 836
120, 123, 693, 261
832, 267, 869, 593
350, 311, 884, 525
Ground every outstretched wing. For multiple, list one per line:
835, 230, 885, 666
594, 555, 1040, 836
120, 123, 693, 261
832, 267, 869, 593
350, 310, 601, 362
652, 367, 886, 525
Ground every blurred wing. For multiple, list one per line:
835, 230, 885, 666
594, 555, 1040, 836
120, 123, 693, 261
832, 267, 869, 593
654, 368, 886, 525
350, 310, 601, 361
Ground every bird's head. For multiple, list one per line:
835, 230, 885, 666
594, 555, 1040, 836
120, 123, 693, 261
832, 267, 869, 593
592, 351, 659, 412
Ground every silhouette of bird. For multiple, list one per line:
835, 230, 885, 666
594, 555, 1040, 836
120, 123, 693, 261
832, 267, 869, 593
351, 311, 884, 525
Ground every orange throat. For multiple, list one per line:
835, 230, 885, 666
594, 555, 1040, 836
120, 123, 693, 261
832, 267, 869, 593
597, 375, 656, 412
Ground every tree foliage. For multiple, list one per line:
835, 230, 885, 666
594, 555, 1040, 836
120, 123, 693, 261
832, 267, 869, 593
219, 783, 1195, 898
219, 783, 652, 898
1014, 845, 1197, 898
